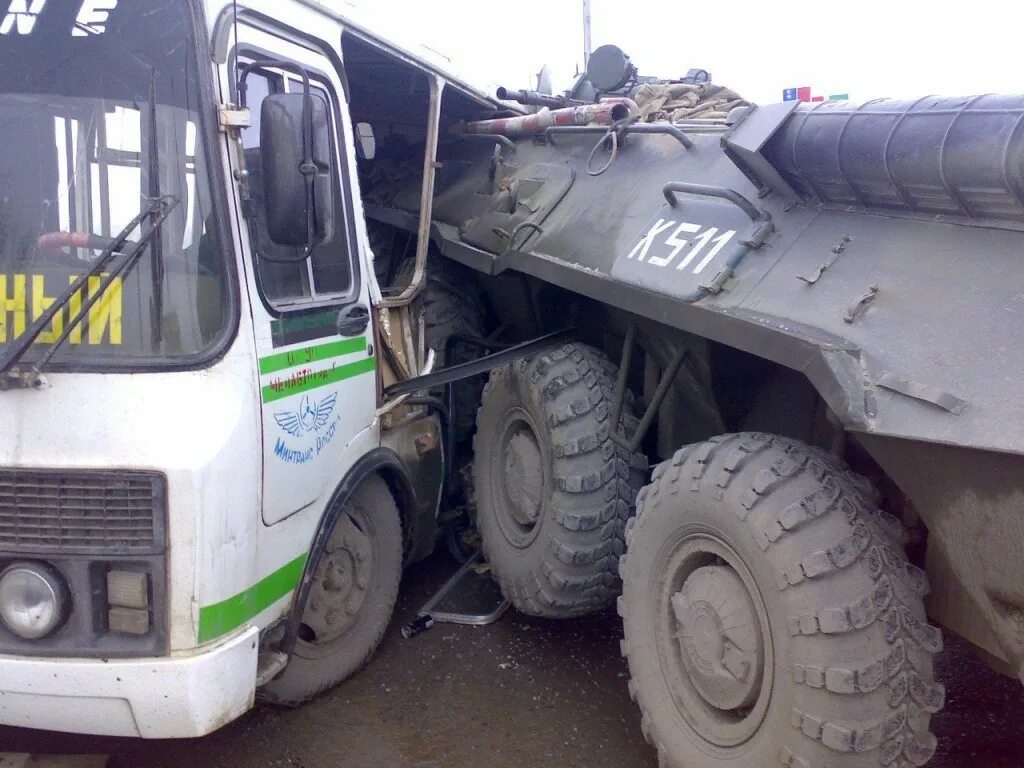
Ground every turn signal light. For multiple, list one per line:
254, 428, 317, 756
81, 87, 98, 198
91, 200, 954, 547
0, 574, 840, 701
107, 570, 150, 636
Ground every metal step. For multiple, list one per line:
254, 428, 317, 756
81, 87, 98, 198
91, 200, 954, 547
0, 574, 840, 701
417, 550, 509, 626
255, 650, 288, 687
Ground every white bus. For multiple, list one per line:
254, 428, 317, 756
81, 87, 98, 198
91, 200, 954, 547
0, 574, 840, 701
0, 0, 478, 737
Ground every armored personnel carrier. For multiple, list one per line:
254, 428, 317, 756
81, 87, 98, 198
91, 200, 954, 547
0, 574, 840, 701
361, 43, 1024, 768
0, 3, 1017, 765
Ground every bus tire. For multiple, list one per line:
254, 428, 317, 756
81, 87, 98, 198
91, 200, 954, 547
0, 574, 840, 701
261, 474, 402, 706
619, 433, 943, 768
473, 342, 646, 618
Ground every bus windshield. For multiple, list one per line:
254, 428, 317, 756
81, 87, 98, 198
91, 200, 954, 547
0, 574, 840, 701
0, 0, 230, 367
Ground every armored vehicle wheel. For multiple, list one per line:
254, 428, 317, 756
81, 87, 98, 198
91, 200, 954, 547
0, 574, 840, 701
473, 342, 646, 618
394, 255, 487, 444
619, 433, 944, 768
261, 475, 402, 706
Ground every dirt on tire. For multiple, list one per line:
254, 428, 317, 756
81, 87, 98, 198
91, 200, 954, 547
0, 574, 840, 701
260, 474, 403, 706
473, 342, 646, 618
619, 433, 944, 768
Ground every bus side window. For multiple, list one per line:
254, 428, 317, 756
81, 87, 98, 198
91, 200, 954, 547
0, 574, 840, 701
239, 67, 355, 309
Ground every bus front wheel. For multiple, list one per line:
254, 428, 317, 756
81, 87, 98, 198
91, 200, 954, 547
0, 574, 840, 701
261, 474, 403, 706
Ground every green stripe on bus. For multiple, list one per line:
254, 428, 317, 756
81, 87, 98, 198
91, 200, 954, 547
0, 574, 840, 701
261, 356, 376, 404
198, 553, 307, 643
258, 337, 367, 376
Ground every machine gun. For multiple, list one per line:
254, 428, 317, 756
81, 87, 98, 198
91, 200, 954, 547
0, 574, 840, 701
494, 86, 574, 110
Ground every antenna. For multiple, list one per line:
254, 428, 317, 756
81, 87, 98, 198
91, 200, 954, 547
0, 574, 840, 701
582, 0, 592, 68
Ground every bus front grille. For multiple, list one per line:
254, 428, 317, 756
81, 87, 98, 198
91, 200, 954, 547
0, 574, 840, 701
0, 470, 165, 554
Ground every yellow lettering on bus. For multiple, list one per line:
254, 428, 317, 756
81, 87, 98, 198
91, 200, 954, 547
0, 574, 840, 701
31, 275, 63, 344
0, 273, 122, 347
66, 275, 83, 345
87, 275, 122, 345
65, 274, 122, 346
0, 274, 26, 343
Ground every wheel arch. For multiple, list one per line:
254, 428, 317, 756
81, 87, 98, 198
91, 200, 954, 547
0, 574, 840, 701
277, 447, 417, 659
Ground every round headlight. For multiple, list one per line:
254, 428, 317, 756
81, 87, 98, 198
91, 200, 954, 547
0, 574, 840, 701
0, 563, 67, 640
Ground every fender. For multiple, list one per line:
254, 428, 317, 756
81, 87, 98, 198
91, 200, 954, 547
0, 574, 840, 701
277, 446, 416, 659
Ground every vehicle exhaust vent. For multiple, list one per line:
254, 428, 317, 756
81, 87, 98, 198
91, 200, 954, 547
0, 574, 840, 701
0, 470, 165, 555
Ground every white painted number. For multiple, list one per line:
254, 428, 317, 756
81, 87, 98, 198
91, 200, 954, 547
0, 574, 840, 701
626, 218, 675, 263
649, 222, 700, 267
627, 220, 736, 274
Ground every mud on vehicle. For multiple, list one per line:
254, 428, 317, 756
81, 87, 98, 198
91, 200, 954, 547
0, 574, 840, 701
359, 45, 1024, 768
0, 5, 1020, 768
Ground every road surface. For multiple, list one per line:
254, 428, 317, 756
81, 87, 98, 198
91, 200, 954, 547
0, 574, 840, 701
3, 551, 1022, 767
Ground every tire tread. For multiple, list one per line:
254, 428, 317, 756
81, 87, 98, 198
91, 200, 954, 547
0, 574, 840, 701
475, 343, 646, 618
620, 433, 943, 768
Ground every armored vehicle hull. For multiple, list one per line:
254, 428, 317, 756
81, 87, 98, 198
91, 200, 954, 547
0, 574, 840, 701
360, 77, 1024, 767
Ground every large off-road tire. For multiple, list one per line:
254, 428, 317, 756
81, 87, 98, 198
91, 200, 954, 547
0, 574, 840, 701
394, 255, 487, 443
619, 433, 944, 768
261, 475, 402, 706
473, 342, 646, 618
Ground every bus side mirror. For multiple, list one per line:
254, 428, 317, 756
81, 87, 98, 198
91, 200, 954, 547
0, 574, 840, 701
260, 92, 335, 247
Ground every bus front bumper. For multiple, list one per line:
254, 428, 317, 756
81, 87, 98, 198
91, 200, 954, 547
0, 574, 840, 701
0, 626, 258, 738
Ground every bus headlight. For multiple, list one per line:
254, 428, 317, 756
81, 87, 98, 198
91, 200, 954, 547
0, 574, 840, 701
0, 563, 67, 640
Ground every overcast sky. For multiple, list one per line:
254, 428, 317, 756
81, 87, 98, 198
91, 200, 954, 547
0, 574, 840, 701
340, 0, 1023, 104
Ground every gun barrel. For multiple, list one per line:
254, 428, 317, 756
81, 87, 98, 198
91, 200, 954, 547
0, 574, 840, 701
454, 101, 635, 138
496, 86, 566, 110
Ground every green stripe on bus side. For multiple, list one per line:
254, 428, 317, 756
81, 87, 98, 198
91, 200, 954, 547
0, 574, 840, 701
261, 355, 376, 404
258, 337, 367, 376
197, 553, 308, 643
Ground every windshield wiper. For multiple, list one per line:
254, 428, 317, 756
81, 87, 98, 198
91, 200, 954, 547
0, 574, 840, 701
0, 195, 179, 389
147, 72, 166, 348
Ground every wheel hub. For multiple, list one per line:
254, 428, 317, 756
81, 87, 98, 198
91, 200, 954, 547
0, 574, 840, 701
303, 514, 372, 644
503, 428, 543, 527
672, 565, 764, 711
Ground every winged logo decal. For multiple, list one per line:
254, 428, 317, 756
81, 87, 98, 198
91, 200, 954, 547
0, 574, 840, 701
274, 392, 338, 437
